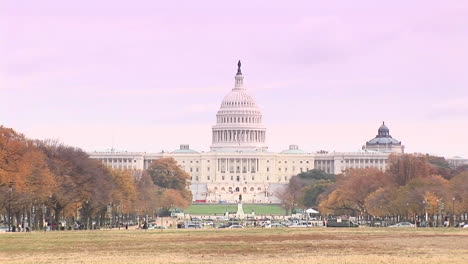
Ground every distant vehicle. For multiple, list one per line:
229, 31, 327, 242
289, 221, 312, 228
148, 225, 167, 230
326, 219, 359, 227
0, 226, 8, 232
228, 224, 244, 229
389, 222, 415, 228
265, 223, 285, 228
217, 224, 231, 229
202, 221, 214, 227
463, 224, 468, 229
185, 223, 203, 229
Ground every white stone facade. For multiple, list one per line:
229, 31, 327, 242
88, 62, 400, 203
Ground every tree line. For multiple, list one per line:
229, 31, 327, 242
0, 126, 191, 231
281, 154, 468, 225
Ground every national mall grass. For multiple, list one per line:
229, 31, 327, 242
1, 228, 468, 264
186, 204, 286, 215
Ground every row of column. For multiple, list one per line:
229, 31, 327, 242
213, 130, 265, 143
217, 158, 259, 173
217, 116, 261, 124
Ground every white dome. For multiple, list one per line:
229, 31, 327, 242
210, 61, 267, 152
220, 90, 258, 109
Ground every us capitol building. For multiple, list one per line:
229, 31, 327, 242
89, 61, 405, 203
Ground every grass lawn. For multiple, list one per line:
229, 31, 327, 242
1, 228, 467, 264
186, 203, 286, 215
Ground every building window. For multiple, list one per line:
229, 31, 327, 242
196, 168, 199, 172
207, 167, 210, 172
250, 187, 254, 192
266, 167, 269, 172
190, 168, 193, 172
190, 161, 193, 163
231, 176, 233, 180
207, 176, 210, 180
222, 176, 225, 180
267, 175, 270, 181
195, 176, 199, 181
284, 176, 287, 181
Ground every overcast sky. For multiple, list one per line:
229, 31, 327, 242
1, 0, 467, 158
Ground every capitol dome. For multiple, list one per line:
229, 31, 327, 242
210, 61, 267, 152
220, 91, 257, 108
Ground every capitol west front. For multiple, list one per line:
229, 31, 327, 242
89, 62, 404, 203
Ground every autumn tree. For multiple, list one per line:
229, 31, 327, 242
449, 172, 468, 215
135, 173, 163, 217
147, 158, 190, 190
36, 140, 115, 225
146, 158, 192, 214
386, 154, 433, 186
319, 168, 387, 215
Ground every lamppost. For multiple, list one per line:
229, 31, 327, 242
422, 200, 428, 227
8, 182, 14, 232
406, 203, 409, 222
452, 197, 455, 227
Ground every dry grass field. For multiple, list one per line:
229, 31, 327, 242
1, 228, 467, 264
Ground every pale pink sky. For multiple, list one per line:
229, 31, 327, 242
1, 1, 468, 158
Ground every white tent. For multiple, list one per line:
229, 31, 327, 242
305, 208, 319, 214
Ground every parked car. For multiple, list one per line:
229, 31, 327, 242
265, 223, 285, 228
0, 226, 8, 232
289, 221, 312, 228
148, 225, 167, 230
217, 224, 231, 229
389, 222, 415, 228
185, 223, 203, 229
228, 224, 244, 229
463, 224, 468, 229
